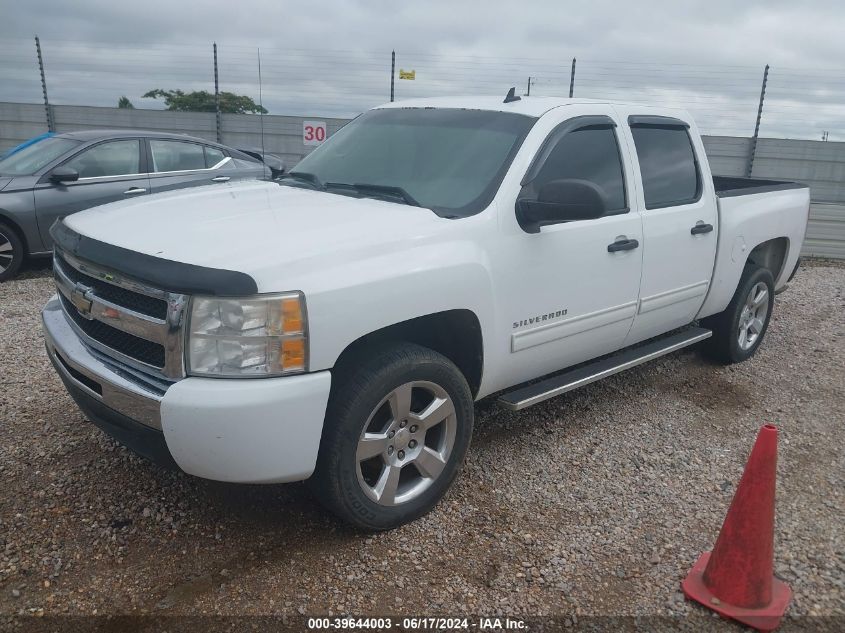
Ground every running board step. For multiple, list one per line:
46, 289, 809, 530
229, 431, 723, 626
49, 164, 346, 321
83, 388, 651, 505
498, 327, 712, 411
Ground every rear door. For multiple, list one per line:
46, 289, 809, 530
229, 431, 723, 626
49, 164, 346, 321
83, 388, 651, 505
616, 110, 718, 345
33, 138, 149, 248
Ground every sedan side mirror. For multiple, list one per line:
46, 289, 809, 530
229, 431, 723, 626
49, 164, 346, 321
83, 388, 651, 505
49, 166, 80, 184
516, 179, 607, 234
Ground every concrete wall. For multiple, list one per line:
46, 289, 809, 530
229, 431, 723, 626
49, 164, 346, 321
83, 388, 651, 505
2, 102, 843, 258
701, 135, 752, 177
0, 102, 347, 167
701, 135, 845, 258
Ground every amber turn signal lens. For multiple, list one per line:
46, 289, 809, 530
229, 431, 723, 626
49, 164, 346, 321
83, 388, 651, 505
282, 338, 306, 370
282, 297, 303, 334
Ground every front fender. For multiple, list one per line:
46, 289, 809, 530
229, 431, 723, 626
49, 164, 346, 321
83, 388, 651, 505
302, 238, 495, 376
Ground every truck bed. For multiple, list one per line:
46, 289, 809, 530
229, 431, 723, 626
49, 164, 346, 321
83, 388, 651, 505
713, 175, 808, 198
698, 175, 811, 321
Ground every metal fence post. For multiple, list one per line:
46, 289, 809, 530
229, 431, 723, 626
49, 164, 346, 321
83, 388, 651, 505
526, 76, 531, 96
569, 58, 576, 98
390, 50, 395, 102
213, 42, 222, 143
746, 64, 769, 177
35, 36, 54, 132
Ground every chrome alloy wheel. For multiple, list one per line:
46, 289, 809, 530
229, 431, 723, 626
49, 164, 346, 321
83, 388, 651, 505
0, 231, 13, 273
356, 381, 457, 506
737, 281, 769, 351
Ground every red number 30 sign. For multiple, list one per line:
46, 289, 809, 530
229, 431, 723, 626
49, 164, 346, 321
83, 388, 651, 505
303, 120, 327, 146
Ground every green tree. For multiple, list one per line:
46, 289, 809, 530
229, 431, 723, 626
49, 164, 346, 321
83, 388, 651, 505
142, 89, 268, 114
117, 96, 135, 109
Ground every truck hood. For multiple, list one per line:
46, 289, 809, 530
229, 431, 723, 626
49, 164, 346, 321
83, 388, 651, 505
63, 180, 452, 287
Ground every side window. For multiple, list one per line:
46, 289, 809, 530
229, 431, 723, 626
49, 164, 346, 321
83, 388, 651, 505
630, 125, 700, 209
527, 126, 627, 214
150, 140, 207, 173
204, 146, 226, 168
65, 140, 141, 179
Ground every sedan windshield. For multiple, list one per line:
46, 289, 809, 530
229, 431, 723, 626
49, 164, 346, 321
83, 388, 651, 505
0, 137, 81, 176
289, 108, 536, 217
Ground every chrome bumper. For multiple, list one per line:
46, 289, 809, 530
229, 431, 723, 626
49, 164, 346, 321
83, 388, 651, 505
42, 295, 167, 430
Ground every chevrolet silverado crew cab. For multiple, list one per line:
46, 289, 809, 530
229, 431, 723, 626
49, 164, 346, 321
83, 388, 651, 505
42, 94, 809, 530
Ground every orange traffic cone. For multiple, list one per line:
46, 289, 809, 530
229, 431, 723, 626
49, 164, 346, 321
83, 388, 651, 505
682, 424, 792, 631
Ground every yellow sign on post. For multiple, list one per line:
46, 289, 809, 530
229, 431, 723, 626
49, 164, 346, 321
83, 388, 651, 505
399, 69, 416, 80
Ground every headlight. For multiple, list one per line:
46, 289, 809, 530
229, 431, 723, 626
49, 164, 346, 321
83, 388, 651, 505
187, 292, 307, 377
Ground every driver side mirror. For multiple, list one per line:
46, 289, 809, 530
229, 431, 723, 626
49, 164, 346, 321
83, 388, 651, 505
516, 179, 607, 234
49, 166, 79, 184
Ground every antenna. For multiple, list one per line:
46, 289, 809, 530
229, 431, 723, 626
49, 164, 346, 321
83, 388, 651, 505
503, 87, 521, 103
258, 47, 266, 164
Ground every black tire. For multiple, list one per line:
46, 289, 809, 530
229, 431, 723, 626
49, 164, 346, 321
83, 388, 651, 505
0, 222, 25, 282
701, 264, 775, 364
311, 342, 474, 531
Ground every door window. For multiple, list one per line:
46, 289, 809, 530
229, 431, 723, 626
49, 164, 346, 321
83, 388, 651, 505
150, 140, 207, 172
526, 126, 627, 214
64, 140, 141, 179
630, 126, 700, 209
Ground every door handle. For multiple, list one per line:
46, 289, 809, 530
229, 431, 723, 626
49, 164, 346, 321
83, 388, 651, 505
211, 176, 231, 182
691, 222, 714, 235
607, 237, 639, 253
123, 187, 146, 195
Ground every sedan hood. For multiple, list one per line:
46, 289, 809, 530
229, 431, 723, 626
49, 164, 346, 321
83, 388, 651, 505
63, 180, 452, 290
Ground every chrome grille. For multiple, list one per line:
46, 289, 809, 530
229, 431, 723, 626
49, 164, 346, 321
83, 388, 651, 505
53, 249, 187, 379
59, 293, 166, 367
56, 253, 168, 319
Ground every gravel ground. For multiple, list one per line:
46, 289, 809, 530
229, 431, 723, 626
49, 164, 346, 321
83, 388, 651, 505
0, 260, 843, 631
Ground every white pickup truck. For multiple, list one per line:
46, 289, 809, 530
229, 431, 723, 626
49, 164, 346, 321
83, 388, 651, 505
42, 94, 809, 529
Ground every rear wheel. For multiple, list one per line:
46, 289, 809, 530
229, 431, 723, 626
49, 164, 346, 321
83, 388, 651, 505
701, 264, 775, 364
0, 222, 24, 282
311, 342, 474, 530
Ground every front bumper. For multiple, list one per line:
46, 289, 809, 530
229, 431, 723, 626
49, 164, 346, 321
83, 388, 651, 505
42, 295, 332, 483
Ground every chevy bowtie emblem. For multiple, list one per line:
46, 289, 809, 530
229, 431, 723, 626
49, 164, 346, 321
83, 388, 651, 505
70, 282, 94, 318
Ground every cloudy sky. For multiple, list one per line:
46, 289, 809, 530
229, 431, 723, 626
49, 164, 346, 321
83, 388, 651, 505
3, 0, 845, 139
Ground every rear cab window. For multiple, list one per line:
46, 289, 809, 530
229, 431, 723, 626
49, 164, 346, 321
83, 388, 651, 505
628, 116, 701, 209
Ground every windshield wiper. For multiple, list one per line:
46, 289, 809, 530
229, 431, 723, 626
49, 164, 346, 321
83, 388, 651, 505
280, 171, 324, 189
325, 182, 420, 207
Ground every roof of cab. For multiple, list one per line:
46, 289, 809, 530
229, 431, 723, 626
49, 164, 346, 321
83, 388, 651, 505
376, 95, 611, 117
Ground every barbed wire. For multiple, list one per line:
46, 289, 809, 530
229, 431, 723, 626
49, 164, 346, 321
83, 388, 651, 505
1, 37, 843, 140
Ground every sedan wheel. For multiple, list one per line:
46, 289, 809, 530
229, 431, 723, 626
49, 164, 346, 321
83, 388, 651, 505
0, 222, 24, 281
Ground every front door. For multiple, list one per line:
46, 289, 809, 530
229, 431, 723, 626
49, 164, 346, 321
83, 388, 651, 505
490, 105, 644, 392
33, 139, 149, 248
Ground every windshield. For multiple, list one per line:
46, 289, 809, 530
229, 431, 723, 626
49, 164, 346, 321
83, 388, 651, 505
0, 137, 81, 176
290, 108, 536, 216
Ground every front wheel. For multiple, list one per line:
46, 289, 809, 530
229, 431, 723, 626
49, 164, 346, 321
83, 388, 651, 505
701, 264, 775, 364
311, 343, 474, 530
0, 222, 24, 282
